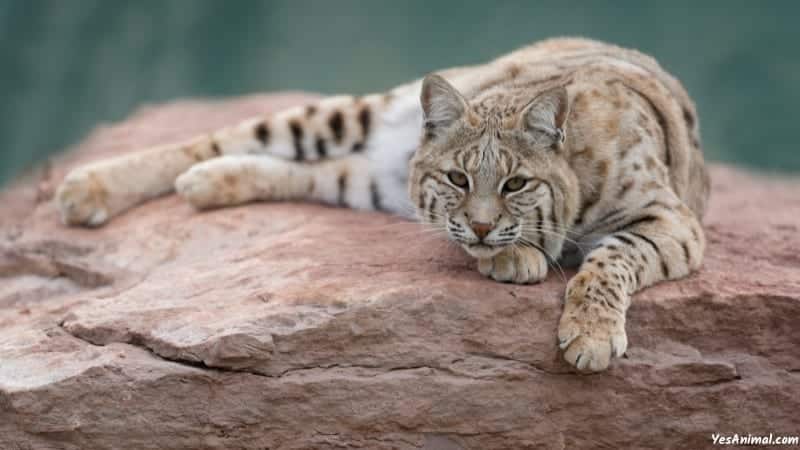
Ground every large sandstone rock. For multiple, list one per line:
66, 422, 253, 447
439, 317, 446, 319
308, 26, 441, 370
1, 94, 799, 450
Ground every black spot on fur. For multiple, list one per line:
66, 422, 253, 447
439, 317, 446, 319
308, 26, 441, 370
614, 215, 660, 233
358, 107, 371, 138
328, 111, 345, 144
428, 197, 437, 223
370, 180, 383, 211
211, 141, 221, 156
305, 105, 317, 117
682, 107, 701, 149
191, 150, 203, 162
534, 206, 545, 248
315, 136, 327, 159
352, 142, 365, 153
614, 234, 636, 247
337, 172, 348, 206
255, 123, 270, 145
289, 120, 305, 161
681, 241, 691, 266
605, 293, 623, 314
628, 231, 670, 279
594, 208, 624, 228
682, 108, 695, 127
642, 200, 671, 211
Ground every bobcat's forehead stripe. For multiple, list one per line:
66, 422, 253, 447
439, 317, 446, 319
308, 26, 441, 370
328, 111, 345, 144
497, 148, 517, 175
288, 120, 305, 162
305, 105, 317, 117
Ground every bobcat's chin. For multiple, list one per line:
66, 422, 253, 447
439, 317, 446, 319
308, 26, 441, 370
461, 242, 506, 259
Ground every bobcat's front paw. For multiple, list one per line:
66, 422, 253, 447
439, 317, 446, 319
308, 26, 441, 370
175, 165, 231, 210
477, 245, 547, 284
557, 272, 628, 372
55, 170, 110, 227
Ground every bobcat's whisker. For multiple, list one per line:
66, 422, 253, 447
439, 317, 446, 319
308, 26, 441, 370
519, 228, 587, 259
516, 238, 567, 283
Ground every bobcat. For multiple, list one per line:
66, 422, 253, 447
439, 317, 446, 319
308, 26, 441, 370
55, 37, 709, 372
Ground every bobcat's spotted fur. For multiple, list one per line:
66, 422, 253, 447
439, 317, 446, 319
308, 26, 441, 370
56, 38, 709, 372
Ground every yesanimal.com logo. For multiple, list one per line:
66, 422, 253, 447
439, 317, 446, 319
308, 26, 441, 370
712, 433, 799, 445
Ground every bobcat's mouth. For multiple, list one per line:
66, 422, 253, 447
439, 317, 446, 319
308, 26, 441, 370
463, 242, 505, 258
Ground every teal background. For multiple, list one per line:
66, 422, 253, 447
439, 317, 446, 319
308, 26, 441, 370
2, 0, 799, 186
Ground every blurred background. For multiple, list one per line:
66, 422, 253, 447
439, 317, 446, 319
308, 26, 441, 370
2, 0, 798, 186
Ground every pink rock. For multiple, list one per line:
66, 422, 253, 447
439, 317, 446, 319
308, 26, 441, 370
1, 94, 798, 449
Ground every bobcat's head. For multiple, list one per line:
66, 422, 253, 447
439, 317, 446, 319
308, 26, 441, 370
409, 74, 579, 260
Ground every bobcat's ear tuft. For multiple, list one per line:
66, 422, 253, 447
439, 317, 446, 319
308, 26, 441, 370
520, 86, 570, 149
420, 74, 468, 138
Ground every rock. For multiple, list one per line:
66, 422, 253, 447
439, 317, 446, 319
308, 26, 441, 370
1, 94, 799, 450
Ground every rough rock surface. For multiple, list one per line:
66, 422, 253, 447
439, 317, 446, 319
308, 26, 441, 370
1, 93, 799, 450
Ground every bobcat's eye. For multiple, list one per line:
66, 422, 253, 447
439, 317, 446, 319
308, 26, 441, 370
447, 171, 469, 189
503, 176, 528, 193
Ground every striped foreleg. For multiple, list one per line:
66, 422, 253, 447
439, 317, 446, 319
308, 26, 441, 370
556, 196, 705, 372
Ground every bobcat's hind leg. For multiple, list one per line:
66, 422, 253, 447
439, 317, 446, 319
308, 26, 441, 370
56, 81, 423, 226
175, 153, 402, 213
56, 136, 220, 226
175, 155, 312, 209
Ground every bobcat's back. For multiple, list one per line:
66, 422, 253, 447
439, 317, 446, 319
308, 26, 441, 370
461, 37, 709, 218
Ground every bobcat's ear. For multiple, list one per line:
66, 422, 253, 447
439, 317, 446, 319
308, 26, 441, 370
420, 74, 468, 138
520, 86, 570, 149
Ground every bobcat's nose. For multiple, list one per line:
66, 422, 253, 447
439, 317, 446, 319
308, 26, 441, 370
470, 221, 494, 241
